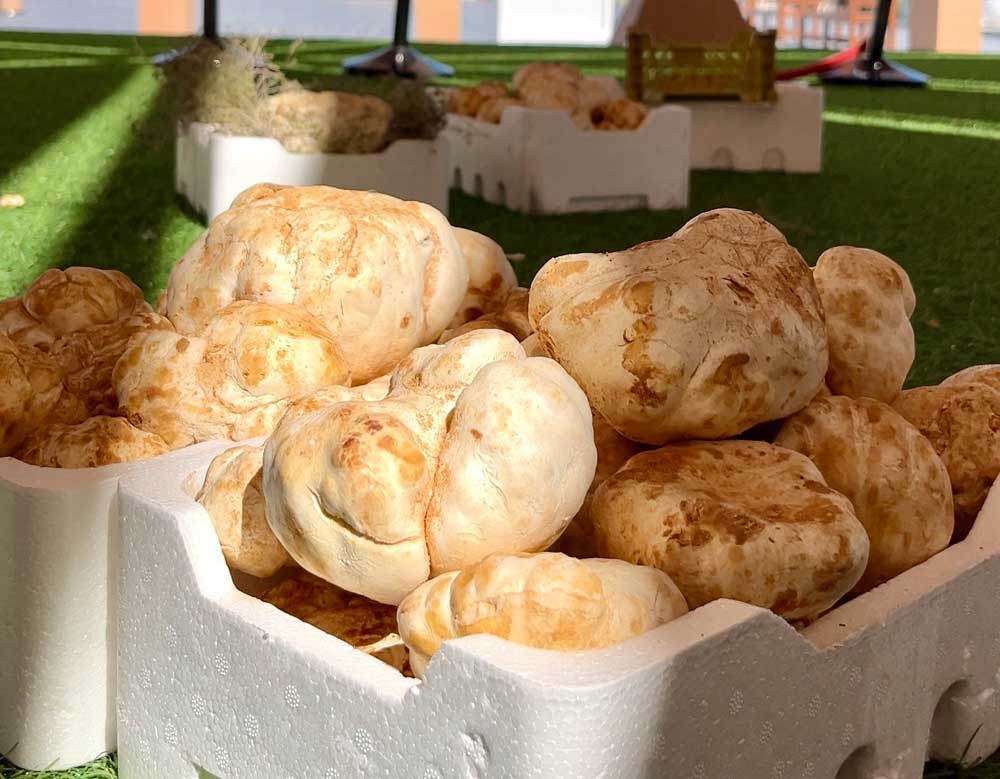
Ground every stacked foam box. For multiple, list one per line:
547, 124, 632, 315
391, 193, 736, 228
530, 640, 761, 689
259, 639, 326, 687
444, 104, 691, 214
175, 123, 451, 221
677, 82, 825, 173
116, 441, 1000, 779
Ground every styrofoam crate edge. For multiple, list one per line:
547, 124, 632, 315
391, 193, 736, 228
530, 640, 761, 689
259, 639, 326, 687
175, 123, 452, 221
677, 81, 825, 173
117, 441, 1000, 779
443, 105, 691, 214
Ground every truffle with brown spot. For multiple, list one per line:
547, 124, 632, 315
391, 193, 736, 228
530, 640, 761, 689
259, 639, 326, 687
263, 329, 597, 605
114, 300, 351, 448
17, 415, 171, 468
529, 209, 828, 444
196, 443, 292, 578
813, 246, 916, 403
260, 570, 408, 672
0, 334, 73, 457
591, 440, 869, 621
893, 366, 1000, 537
396, 551, 687, 678
775, 395, 953, 591
157, 184, 469, 383
438, 288, 531, 344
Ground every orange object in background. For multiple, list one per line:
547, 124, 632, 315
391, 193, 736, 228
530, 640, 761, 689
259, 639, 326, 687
0, 0, 23, 16
910, 0, 983, 53
414, 0, 462, 42
138, 0, 197, 36
747, 0, 897, 49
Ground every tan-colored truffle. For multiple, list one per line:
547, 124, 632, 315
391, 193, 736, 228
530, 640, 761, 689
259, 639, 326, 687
17, 415, 170, 468
266, 89, 393, 154
553, 414, 644, 559
0, 334, 68, 457
475, 96, 524, 124
775, 395, 954, 591
814, 246, 916, 403
591, 440, 869, 620
449, 227, 518, 327
450, 82, 509, 117
529, 209, 828, 444
259, 570, 407, 671
438, 288, 531, 344
115, 300, 351, 447
594, 99, 648, 130
893, 372, 1000, 536
157, 184, 469, 383
263, 330, 597, 605
196, 444, 292, 578
396, 551, 687, 678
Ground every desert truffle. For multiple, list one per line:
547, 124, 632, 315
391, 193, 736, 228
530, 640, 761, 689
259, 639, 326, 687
814, 246, 916, 403
775, 395, 953, 590
529, 209, 828, 444
397, 551, 687, 678
17, 415, 170, 468
591, 440, 869, 620
264, 330, 596, 605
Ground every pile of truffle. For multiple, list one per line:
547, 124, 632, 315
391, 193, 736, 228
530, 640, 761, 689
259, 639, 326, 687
449, 62, 649, 130
4, 185, 997, 679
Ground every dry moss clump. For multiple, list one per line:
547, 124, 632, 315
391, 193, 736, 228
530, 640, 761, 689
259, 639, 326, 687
159, 38, 446, 153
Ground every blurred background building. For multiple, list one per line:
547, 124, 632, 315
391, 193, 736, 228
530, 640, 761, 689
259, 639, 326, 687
0, 0, 996, 52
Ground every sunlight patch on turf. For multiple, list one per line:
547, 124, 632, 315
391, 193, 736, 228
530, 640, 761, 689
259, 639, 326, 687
0, 67, 157, 297
824, 109, 1000, 141
0, 56, 147, 69
0, 40, 132, 56
928, 78, 1000, 96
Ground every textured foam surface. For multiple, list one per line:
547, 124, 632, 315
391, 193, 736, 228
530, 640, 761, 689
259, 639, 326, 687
677, 81, 824, 173
444, 99, 691, 214
175, 125, 451, 221
116, 442, 1000, 778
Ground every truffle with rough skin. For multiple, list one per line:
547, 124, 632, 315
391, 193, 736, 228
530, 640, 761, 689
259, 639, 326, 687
17, 415, 170, 468
266, 90, 393, 154
475, 96, 524, 124
594, 99, 648, 130
438, 288, 531, 344
775, 395, 954, 591
196, 443, 292, 578
591, 440, 869, 620
157, 184, 469, 383
892, 368, 1000, 536
450, 81, 509, 117
814, 246, 916, 403
529, 209, 828, 444
263, 329, 597, 605
396, 551, 688, 678
115, 300, 351, 447
0, 334, 70, 457
259, 570, 408, 672
449, 228, 518, 327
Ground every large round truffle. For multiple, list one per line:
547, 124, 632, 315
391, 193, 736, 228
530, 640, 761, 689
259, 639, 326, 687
529, 209, 828, 444
775, 396, 954, 591
263, 330, 597, 605
591, 440, 869, 620
396, 551, 687, 678
813, 246, 916, 403
157, 184, 469, 383
893, 368, 1000, 536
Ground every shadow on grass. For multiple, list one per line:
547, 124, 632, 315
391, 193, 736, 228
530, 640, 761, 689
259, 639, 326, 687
0, 65, 135, 181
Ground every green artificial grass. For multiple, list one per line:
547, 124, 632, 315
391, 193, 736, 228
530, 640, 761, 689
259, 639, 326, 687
1, 31, 1000, 779
0, 755, 117, 779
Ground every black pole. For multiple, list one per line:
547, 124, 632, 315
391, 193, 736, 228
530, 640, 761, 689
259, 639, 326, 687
203, 0, 219, 42
819, 0, 928, 87
342, 0, 454, 78
393, 0, 410, 48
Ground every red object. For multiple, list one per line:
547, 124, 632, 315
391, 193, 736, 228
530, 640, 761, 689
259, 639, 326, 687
776, 41, 866, 80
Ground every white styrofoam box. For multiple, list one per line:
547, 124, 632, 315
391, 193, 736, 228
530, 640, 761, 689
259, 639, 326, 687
444, 104, 691, 214
117, 440, 1000, 779
497, 0, 616, 45
676, 82, 825, 173
175, 122, 451, 222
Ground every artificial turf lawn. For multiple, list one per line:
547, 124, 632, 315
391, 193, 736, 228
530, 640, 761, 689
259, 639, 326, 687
1, 31, 1000, 779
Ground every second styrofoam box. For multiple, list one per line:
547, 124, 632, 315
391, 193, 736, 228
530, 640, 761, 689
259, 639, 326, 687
175, 123, 451, 221
117, 441, 1000, 779
677, 82, 824, 173
444, 104, 691, 213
